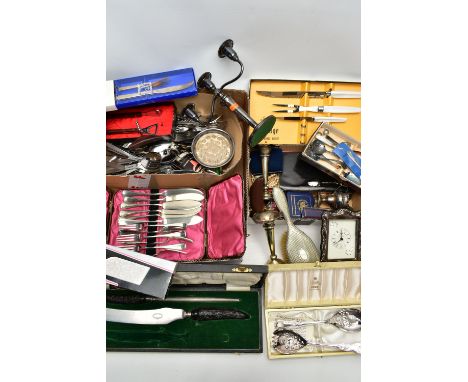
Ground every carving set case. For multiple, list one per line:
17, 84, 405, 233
264, 262, 361, 358
107, 263, 267, 352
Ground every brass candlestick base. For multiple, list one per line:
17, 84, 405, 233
252, 143, 284, 264
252, 209, 283, 264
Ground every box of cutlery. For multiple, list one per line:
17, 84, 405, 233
249, 79, 361, 145
264, 261, 361, 359
106, 262, 268, 352
301, 123, 361, 189
106, 175, 247, 261
106, 90, 249, 189
106, 67, 197, 111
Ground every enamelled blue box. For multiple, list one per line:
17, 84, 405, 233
106, 67, 198, 111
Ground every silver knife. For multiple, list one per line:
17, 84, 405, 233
122, 189, 204, 202
106, 307, 249, 325
274, 104, 361, 114
106, 295, 240, 304
121, 199, 202, 209
118, 215, 203, 226
257, 90, 361, 99
116, 81, 195, 101
117, 77, 169, 92
277, 116, 347, 123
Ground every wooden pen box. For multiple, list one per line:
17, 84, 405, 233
264, 261, 361, 359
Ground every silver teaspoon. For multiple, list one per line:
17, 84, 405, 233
275, 309, 361, 332
272, 329, 360, 355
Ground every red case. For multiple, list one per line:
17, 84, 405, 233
106, 103, 174, 140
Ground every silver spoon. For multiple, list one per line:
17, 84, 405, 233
272, 329, 360, 355
272, 187, 319, 263
309, 141, 343, 168
275, 309, 361, 332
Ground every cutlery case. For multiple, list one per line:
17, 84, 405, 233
249, 79, 361, 145
107, 262, 268, 352
107, 174, 246, 261
301, 123, 361, 189
264, 261, 361, 359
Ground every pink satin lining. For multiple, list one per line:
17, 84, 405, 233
107, 189, 205, 261
156, 189, 205, 261
207, 174, 245, 259
107, 176, 245, 261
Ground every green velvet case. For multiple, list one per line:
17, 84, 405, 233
107, 263, 267, 353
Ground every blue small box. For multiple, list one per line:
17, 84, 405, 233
286, 191, 315, 218
106, 68, 198, 111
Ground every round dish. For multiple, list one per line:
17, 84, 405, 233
191, 128, 234, 168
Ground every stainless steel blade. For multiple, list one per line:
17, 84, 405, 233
277, 116, 347, 123
256, 90, 360, 99
120, 207, 201, 217
115, 81, 195, 101
118, 215, 203, 226
106, 307, 186, 325
122, 190, 204, 202
122, 188, 203, 196
122, 199, 201, 210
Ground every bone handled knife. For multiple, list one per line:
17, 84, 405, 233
292, 105, 361, 113
106, 307, 249, 325
257, 90, 361, 99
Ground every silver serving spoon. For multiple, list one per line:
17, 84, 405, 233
272, 329, 361, 355
309, 141, 343, 168
272, 187, 319, 263
275, 309, 361, 332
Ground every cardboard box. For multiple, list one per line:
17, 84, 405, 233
106, 90, 251, 261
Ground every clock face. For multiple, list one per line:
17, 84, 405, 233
327, 219, 357, 260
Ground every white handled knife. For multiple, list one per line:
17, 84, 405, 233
274, 104, 361, 114
257, 90, 361, 99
